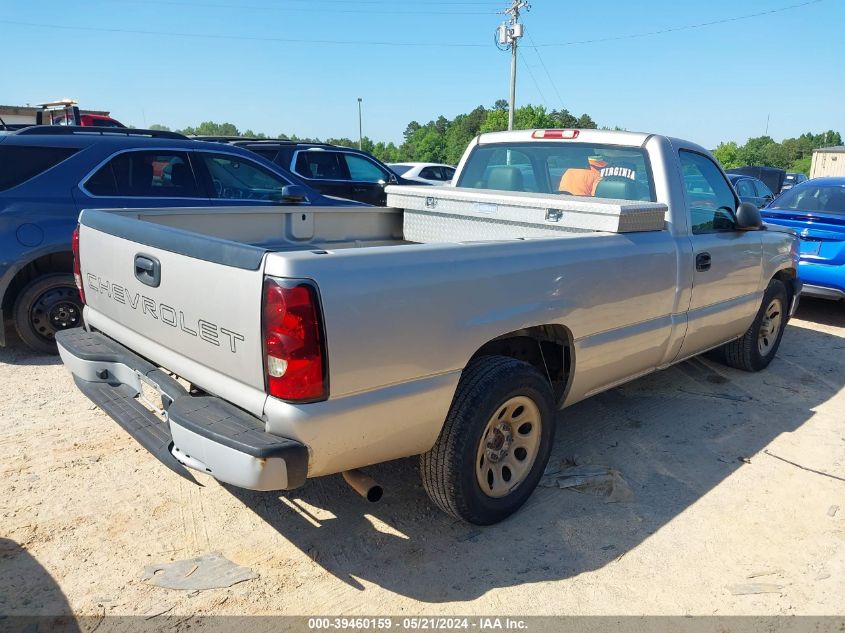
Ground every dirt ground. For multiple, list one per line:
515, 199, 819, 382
1, 298, 843, 620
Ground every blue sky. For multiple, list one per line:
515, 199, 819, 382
1, 0, 841, 148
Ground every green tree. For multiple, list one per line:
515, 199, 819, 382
713, 141, 741, 169
177, 121, 240, 137
149, 123, 171, 131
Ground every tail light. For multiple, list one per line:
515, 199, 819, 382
71, 225, 85, 304
531, 129, 579, 139
262, 278, 327, 402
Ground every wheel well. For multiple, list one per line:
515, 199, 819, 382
470, 324, 573, 405
1, 251, 74, 315
773, 268, 797, 304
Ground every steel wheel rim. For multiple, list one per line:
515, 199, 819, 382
758, 298, 783, 356
30, 287, 82, 342
475, 395, 542, 499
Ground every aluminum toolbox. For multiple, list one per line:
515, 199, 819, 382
386, 185, 667, 242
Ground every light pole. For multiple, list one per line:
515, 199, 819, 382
357, 98, 363, 150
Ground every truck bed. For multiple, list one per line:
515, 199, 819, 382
112, 205, 410, 252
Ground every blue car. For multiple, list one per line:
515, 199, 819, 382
761, 177, 845, 301
0, 127, 362, 352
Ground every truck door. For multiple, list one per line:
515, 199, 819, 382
676, 150, 763, 359
74, 149, 210, 211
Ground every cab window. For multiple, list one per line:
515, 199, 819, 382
457, 142, 654, 201
679, 150, 737, 234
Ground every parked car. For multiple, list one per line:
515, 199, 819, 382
229, 141, 426, 206
728, 174, 775, 208
781, 172, 809, 193
761, 177, 845, 300
727, 166, 786, 197
388, 162, 456, 185
57, 128, 800, 525
0, 127, 361, 353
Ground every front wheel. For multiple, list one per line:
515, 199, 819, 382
13, 273, 83, 354
719, 278, 789, 372
420, 356, 556, 525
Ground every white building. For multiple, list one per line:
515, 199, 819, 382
810, 146, 845, 178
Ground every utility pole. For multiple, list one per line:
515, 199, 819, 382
496, 1, 530, 131
357, 97, 363, 150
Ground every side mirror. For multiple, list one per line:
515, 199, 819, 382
278, 185, 309, 204
735, 202, 763, 230
384, 173, 398, 185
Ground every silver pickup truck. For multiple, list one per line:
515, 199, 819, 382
57, 129, 801, 525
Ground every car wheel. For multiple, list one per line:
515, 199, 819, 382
420, 355, 556, 525
13, 274, 83, 354
719, 278, 788, 372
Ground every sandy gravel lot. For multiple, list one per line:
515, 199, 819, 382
1, 299, 843, 621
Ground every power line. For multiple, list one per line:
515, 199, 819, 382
518, 54, 547, 109
113, 0, 499, 16
525, 31, 563, 108
530, 0, 823, 47
0, 0, 823, 50
0, 18, 489, 47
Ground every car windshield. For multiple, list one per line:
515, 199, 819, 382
388, 164, 412, 176
456, 142, 655, 202
771, 184, 845, 215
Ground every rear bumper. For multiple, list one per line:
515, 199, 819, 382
802, 284, 845, 300
56, 328, 308, 491
797, 262, 844, 300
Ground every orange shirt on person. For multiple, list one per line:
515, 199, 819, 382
558, 168, 602, 197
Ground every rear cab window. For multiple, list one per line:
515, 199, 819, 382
0, 145, 79, 191
457, 142, 655, 202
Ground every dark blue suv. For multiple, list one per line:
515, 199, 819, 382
0, 127, 359, 353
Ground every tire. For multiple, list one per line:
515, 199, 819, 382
13, 273, 83, 354
719, 278, 789, 372
420, 355, 556, 525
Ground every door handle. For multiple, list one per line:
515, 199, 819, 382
695, 252, 711, 272
134, 254, 161, 288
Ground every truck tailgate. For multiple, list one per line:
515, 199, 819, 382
78, 209, 267, 413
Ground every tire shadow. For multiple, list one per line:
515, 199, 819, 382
225, 319, 845, 603
0, 329, 62, 367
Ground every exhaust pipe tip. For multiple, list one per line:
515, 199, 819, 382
342, 469, 383, 503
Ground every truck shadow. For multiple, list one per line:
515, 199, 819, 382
227, 319, 844, 603
0, 538, 80, 631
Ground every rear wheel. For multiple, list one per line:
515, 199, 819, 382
719, 278, 788, 372
13, 274, 83, 354
420, 356, 556, 525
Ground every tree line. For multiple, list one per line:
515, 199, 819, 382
151, 100, 597, 166
152, 103, 839, 174
713, 131, 841, 175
